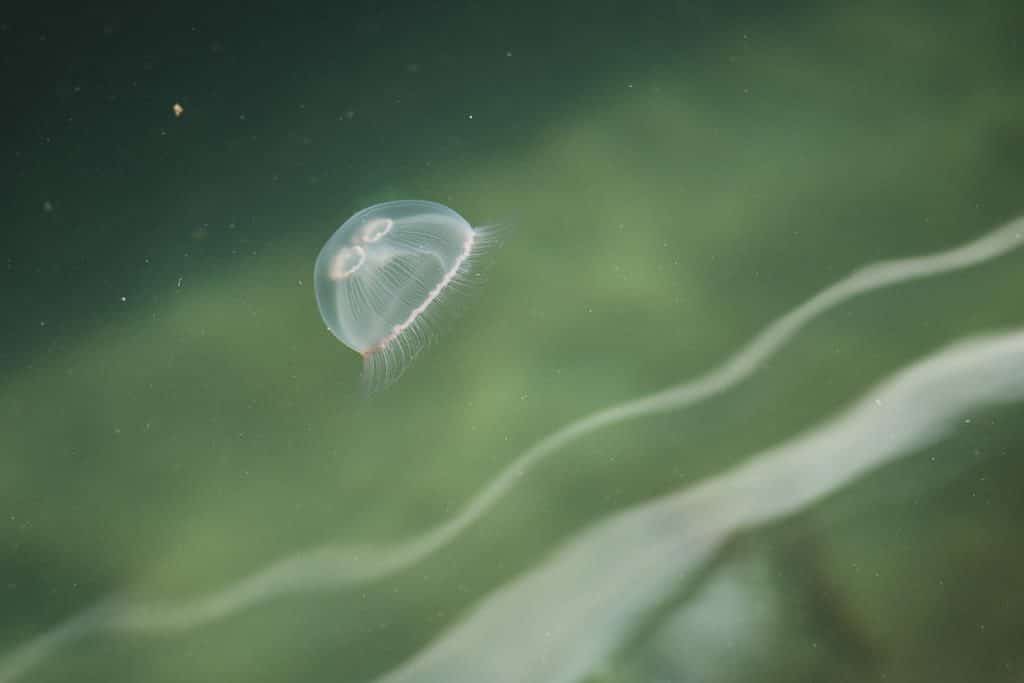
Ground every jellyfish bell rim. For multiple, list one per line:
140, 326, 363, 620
358, 223, 501, 393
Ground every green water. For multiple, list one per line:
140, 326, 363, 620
2, 2, 1023, 681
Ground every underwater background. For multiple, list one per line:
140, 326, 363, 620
2, 1, 1023, 681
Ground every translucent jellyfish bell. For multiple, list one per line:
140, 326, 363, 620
314, 200, 494, 390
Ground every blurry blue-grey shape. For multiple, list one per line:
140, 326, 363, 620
374, 328, 1024, 683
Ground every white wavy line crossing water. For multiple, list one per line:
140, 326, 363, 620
1, 215, 1022, 682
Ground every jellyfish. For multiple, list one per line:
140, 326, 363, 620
314, 200, 494, 389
